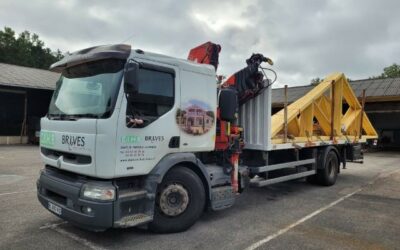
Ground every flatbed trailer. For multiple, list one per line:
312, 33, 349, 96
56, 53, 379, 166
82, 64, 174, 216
37, 42, 377, 233
238, 72, 377, 187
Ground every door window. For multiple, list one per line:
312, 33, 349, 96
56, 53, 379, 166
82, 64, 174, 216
126, 67, 174, 128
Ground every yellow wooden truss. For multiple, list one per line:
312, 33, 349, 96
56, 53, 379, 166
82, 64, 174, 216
271, 73, 378, 144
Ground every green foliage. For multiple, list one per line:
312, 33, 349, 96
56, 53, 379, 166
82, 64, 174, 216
382, 64, 400, 78
370, 63, 400, 79
0, 26, 63, 69
310, 77, 322, 85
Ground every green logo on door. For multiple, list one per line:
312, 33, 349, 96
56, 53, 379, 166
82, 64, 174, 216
40, 131, 55, 147
121, 135, 141, 144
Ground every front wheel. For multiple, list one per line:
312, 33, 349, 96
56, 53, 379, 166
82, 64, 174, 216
149, 167, 206, 233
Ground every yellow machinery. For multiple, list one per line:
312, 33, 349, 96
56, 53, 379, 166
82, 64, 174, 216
271, 73, 378, 145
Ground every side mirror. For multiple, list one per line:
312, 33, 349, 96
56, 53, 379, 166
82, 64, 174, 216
124, 61, 139, 94
219, 88, 238, 122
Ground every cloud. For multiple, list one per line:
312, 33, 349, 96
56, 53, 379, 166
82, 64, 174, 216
1, 0, 400, 86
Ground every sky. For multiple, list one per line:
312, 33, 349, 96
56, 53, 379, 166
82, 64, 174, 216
1, 0, 400, 87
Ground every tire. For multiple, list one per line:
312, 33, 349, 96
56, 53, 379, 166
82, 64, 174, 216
149, 167, 206, 233
316, 150, 339, 186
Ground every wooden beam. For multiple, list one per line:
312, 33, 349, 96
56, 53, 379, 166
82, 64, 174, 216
343, 79, 361, 109
0, 88, 26, 95
271, 73, 338, 137
342, 108, 361, 134
363, 96, 400, 103
362, 113, 378, 136
366, 109, 400, 113
284, 85, 288, 143
299, 103, 314, 137
287, 118, 300, 136
314, 103, 331, 135
270, 72, 378, 144
332, 79, 343, 136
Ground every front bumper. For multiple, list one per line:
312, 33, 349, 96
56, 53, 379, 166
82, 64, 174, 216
37, 167, 113, 231
37, 167, 153, 231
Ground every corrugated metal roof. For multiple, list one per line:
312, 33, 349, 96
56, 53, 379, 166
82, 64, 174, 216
272, 77, 400, 105
1, 62, 399, 101
0, 63, 60, 90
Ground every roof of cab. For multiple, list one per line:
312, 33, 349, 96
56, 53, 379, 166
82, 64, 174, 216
49, 43, 216, 76
130, 49, 216, 76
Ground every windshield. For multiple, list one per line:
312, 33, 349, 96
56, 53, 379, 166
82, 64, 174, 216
48, 59, 125, 119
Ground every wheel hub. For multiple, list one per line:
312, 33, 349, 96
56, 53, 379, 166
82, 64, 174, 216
159, 184, 189, 216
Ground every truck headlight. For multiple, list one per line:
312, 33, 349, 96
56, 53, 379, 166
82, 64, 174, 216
81, 184, 116, 201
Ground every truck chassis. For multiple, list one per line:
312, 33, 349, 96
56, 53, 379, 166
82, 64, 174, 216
36, 42, 377, 233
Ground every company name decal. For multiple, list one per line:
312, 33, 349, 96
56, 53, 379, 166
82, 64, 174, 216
40, 131, 55, 147
119, 135, 165, 164
62, 135, 85, 147
145, 136, 164, 143
121, 135, 141, 144
121, 135, 165, 144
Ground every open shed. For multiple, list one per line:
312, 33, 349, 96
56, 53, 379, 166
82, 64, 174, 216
0, 63, 60, 144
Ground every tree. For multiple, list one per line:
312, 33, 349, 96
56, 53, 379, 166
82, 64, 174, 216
310, 77, 322, 85
381, 64, 400, 78
370, 63, 400, 79
0, 26, 63, 69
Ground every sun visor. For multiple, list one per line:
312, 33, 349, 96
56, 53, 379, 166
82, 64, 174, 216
49, 44, 132, 73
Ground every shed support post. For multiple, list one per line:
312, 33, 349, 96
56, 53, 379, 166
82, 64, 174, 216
359, 89, 366, 139
20, 93, 27, 143
284, 85, 288, 143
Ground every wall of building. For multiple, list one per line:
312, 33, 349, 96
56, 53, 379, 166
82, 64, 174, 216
366, 102, 400, 148
0, 86, 52, 144
26, 88, 53, 142
0, 90, 25, 135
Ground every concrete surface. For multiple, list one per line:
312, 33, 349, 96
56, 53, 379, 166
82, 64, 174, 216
0, 136, 28, 145
0, 145, 399, 250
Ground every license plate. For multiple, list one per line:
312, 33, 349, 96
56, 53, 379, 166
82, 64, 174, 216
48, 202, 62, 215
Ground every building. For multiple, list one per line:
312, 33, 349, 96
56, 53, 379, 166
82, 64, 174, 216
0, 62, 399, 148
178, 104, 214, 135
272, 77, 400, 148
0, 63, 60, 144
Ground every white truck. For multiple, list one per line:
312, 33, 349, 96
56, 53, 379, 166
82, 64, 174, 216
37, 43, 377, 233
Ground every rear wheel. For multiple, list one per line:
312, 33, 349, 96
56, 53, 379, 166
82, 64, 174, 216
316, 150, 339, 186
149, 167, 205, 233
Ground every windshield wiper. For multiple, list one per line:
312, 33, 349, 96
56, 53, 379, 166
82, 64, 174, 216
47, 113, 100, 120
69, 114, 100, 119
48, 114, 77, 121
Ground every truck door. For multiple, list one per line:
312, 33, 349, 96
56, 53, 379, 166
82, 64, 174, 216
115, 62, 181, 177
